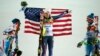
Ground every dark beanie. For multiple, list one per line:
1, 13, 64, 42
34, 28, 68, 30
12, 18, 20, 24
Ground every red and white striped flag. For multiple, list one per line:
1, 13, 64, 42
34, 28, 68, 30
24, 8, 72, 36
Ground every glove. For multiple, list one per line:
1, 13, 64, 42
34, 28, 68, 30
77, 42, 83, 48
65, 10, 69, 13
14, 48, 18, 53
17, 50, 22, 55
65, 10, 71, 13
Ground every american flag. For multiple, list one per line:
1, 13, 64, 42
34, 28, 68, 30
24, 7, 72, 36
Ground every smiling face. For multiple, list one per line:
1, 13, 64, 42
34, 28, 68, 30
43, 11, 50, 18
43, 9, 51, 19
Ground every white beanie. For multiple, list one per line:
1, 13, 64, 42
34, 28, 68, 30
43, 8, 51, 13
3, 26, 14, 34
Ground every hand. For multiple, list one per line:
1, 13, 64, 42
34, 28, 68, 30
14, 48, 18, 53
77, 42, 83, 48
40, 13, 44, 20
65, 10, 71, 13
17, 50, 22, 55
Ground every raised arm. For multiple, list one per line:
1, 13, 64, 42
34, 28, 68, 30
52, 10, 71, 20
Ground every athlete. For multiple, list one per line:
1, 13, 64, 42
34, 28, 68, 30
40, 9, 71, 56
3, 18, 21, 56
